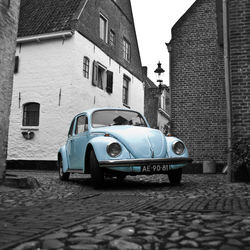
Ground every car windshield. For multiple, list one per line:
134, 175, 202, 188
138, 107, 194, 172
92, 110, 147, 128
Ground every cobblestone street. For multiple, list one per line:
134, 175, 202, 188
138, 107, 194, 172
1, 171, 250, 250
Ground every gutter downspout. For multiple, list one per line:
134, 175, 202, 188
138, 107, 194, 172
222, 0, 233, 182
165, 42, 172, 135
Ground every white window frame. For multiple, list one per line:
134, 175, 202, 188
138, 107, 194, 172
83, 56, 90, 78
92, 61, 107, 90
123, 75, 130, 105
123, 38, 131, 62
99, 14, 108, 43
109, 30, 115, 46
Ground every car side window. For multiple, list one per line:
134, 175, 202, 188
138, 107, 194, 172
68, 119, 75, 137
75, 116, 88, 135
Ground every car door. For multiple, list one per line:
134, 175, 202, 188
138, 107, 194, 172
66, 118, 75, 169
69, 115, 89, 170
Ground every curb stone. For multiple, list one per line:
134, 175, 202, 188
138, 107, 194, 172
2, 176, 40, 189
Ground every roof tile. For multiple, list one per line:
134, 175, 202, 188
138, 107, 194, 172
18, 0, 83, 37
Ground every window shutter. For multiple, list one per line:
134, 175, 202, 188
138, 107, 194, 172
92, 61, 98, 86
106, 70, 113, 94
14, 56, 19, 73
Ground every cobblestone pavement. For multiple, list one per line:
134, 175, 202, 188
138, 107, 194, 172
1, 170, 250, 250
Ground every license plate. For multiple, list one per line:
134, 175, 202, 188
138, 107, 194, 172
141, 164, 169, 173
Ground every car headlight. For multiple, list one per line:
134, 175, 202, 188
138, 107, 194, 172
172, 141, 185, 155
107, 142, 122, 157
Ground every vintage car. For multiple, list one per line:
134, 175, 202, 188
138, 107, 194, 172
58, 108, 192, 188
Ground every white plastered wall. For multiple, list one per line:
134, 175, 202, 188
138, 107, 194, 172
7, 32, 144, 161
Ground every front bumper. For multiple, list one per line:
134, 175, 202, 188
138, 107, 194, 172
99, 157, 193, 167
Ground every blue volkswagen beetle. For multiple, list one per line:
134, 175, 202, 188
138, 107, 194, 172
58, 108, 192, 188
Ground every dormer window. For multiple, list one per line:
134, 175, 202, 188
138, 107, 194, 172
99, 14, 108, 43
109, 30, 115, 46
123, 38, 131, 62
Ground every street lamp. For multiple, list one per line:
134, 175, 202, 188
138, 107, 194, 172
154, 61, 165, 91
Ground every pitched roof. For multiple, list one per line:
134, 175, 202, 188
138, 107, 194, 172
18, 0, 85, 37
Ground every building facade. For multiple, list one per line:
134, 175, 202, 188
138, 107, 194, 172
168, 0, 227, 165
0, 0, 21, 178
168, 0, 250, 176
228, 0, 250, 146
7, 0, 144, 165
143, 66, 170, 134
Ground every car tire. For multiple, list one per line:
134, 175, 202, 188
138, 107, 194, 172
90, 150, 104, 189
117, 173, 126, 181
58, 156, 70, 181
168, 168, 182, 185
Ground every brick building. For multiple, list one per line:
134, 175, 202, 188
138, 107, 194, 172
228, 0, 250, 146
168, 0, 250, 176
168, 0, 227, 165
143, 67, 170, 133
0, 0, 21, 179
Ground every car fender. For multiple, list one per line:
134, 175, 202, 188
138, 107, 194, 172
165, 136, 189, 158
58, 145, 69, 172
88, 136, 131, 162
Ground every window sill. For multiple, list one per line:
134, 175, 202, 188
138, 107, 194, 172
21, 126, 39, 131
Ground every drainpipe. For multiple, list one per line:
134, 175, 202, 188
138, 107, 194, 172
222, 0, 233, 182
165, 42, 172, 134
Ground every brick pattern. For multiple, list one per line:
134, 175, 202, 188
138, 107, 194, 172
229, 0, 250, 145
170, 0, 227, 163
144, 86, 159, 129
143, 71, 170, 130
77, 0, 143, 81
0, 0, 21, 177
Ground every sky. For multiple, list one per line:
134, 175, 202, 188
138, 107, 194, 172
130, 0, 196, 85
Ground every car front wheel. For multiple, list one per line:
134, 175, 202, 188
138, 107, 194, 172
168, 168, 182, 185
58, 156, 70, 181
90, 150, 104, 189
117, 173, 126, 181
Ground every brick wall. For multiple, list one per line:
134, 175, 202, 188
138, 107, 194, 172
144, 86, 159, 129
170, 0, 227, 163
77, 0, 143, 81
0, 0, 20, 178
228, 0, 250, 145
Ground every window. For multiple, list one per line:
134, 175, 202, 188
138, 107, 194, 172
109, 30, 115, 46
92, 61, 107, 90
106, 70, 113, 94
160, 95, 166, 110
14, 56, 19, 73
123, 76, 130, 105
99, 14, 108, 42
92, 109, 147, 128
68, 119, 75, 137
23, 103, 40, 126
123, 38, 131, 62
75, 116, 88, 135
83, 57, 89, 78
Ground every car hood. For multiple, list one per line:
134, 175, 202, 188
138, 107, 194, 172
92, 126, 167, 158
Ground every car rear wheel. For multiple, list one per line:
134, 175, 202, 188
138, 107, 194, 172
168, 168, 182, 185
58, 156, 70, 181
90, 150, 104, 189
